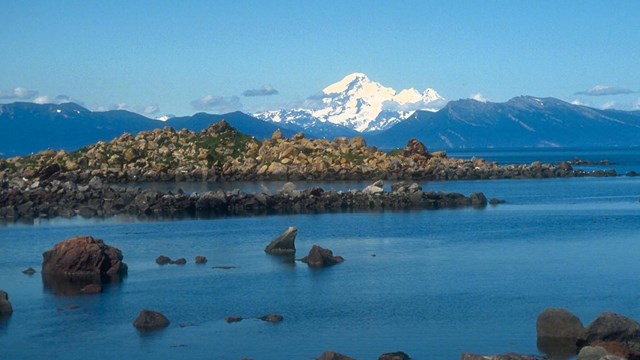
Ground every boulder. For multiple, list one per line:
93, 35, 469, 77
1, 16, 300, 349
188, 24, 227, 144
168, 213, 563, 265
301, 245, 344, 267
264, 227, 297, 255
195, 256, 208, 264
132, 309, 170, 331
156, 255, 172, 265
583, 312, 640, 354
41, 236, 127, 282
536, 307, 585, 357
316, 350, 355, 360
363, 180, 384, 194
379, 351, 411, 360
258, 313, 283, 323
0, 290, 13, 317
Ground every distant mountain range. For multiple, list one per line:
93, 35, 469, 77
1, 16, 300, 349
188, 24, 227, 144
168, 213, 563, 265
0, 102, 295, 156
366, 96, 640, 149
2, 83, 640, 157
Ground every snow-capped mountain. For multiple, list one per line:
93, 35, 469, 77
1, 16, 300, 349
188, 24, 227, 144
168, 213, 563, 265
255, 73, 445, 132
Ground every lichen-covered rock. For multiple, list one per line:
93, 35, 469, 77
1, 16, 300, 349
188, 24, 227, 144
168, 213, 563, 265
301, 245, 344, 267
264, 227, 297, 255
132, 309, 170, 330
41, 236, 127, 281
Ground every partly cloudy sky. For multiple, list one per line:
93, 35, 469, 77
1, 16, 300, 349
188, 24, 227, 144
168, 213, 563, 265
1, 2, 639, 115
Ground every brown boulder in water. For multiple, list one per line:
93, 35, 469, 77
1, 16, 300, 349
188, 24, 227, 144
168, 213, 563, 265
132, 309, 170, 331
301, 245, 344, 267
41, 236, 127, 282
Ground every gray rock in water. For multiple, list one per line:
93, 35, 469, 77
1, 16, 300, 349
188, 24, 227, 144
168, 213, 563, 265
258, 313, 283, 323
133, 309, 170, 330
22, 267, 36, 275
156, 255, 172, 265
264, 227, 297, 255
0, 290, 13, 317
195, 256, 208, 264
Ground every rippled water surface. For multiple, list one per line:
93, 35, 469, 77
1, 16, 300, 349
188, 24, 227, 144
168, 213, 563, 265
1, 150, 640, 359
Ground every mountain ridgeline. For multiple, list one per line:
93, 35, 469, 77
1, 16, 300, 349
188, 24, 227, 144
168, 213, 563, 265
1, 95, 640, 157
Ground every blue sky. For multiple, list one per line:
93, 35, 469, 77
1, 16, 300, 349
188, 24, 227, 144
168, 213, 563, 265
1, 1, 639, 116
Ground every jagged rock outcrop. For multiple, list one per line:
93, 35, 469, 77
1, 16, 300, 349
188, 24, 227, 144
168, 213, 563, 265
264, 227, 297, 255
41, 236, 127, 282
301, 245, 344, 267
580, 312, 640, 357
132, 309, 170, 330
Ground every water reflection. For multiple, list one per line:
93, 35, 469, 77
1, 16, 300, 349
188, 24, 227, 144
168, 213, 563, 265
536, 337, 577, 360
42, 273, 126, 296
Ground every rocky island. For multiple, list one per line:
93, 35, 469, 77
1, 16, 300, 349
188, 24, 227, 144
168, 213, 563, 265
0, 120, 618, 222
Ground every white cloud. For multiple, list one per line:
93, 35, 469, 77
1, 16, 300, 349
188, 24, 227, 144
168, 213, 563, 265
575, 85, 636, 96
570, 99, 589, 106
190, 95, 242, 112
242, 84, 279, 97
33, 95, 52, 104
143, 104, 160, 115
470, 93, 488, 103
601, 101, 617, 110
0, 87, 39, 100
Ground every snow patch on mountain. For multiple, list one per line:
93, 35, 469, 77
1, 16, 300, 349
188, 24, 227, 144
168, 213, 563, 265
255, 73, 445, 133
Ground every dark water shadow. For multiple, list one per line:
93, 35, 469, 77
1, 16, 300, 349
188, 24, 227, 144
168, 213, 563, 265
42, 273, 126, 296
265, 253, 296, 268
0, 315, 11, 336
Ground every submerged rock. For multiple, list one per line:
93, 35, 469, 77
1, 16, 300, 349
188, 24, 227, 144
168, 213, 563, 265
301, 245, 344, 267
225, 316, 243, 324
264, 227, 297, 255
133, 309, 170, 331
258, 313, 283, 323
316, 350, 355, 360
378, 351, 411, 360
22, 267, 36, 275
79, 284, 102, 294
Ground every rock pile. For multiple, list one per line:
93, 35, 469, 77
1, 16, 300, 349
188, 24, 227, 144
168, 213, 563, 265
0, 179, 490, 222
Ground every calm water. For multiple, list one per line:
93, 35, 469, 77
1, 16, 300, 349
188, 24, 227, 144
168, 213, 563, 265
1, 150, 640, 359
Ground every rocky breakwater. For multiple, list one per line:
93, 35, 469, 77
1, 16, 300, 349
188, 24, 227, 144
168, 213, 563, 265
0, 177, 491, 222
0, 120, 588, 184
